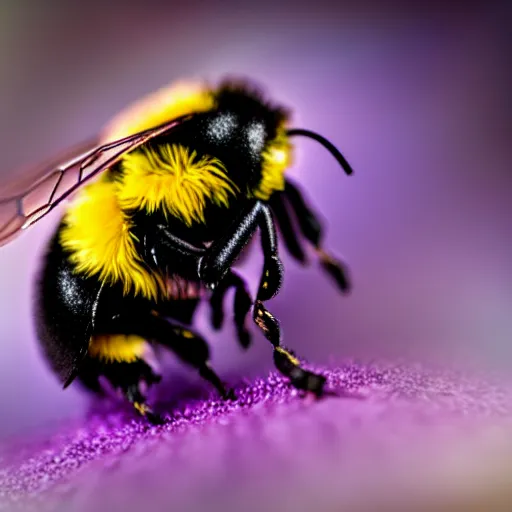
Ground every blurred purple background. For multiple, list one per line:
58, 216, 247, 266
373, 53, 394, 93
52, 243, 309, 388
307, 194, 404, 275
0, 1, 510, 441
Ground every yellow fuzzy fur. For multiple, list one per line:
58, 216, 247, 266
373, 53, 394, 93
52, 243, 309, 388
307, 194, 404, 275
253, 125, 293, 200
88, 334, 147, 363
60, 180, 167, 301
118, 144, 238, 226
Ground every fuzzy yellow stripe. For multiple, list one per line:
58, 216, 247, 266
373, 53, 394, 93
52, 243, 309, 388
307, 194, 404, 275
118, 144, 238, 226
88, 334, 147, 363
253, 127, 292, 200
60, 180, 166, 301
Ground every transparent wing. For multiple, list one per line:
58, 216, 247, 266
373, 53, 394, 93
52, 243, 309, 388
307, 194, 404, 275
0, 116, 189, 247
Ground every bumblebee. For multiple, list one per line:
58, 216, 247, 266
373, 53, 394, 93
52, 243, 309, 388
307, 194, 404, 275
0, 78, 353, 423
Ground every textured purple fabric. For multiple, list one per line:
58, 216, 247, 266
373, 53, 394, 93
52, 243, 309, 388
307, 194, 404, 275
2, 361, 512, 512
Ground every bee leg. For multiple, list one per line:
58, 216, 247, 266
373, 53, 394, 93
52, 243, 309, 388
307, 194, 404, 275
149, 318, 236, 400
251, 215, 326, 395
81, 356, 164, 424
110, 313, 236, 401
124, 381, 165, 425
252, 300, 326, 397
255, 203, 283, 302
197, 201, 324, 394
199, 201, 283, 302
209, 270, 252, 349
268, 192, 307, 264
283, 179, 350, 293
140, 224, 206, 282
113, 360, 163, 423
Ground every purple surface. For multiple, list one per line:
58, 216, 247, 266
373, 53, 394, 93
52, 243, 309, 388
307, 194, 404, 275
2, 361, 512, 511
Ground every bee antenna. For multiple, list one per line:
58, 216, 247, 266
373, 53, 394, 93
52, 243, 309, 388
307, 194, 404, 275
286, 128, 354, 176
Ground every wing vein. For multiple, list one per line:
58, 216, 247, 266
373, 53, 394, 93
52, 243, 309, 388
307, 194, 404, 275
0, 114, 193, 247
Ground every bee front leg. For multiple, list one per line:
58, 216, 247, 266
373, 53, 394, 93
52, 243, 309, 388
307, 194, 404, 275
255, 202, 283, 301
199, 200, 325, 396
198, 200, 283, 300
252, 207, 326, 395
252, 300, 326, 397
